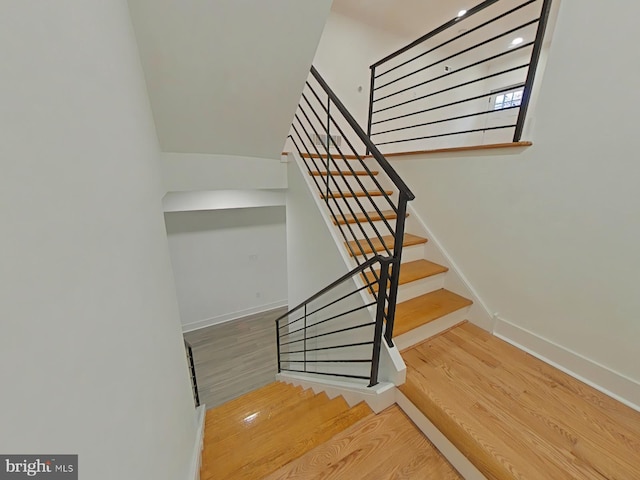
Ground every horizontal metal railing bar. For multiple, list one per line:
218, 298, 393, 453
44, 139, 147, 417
284, 341, 374, 355
375, 0, 537, 79
295, 107, 386, 257
374, 18, 540, 93
372, 105, 521, 136
280, 302, 376, 339
305, 81, 400, 216
285, 359, 372, 363
371, 84, 525, 126
373, 63, 529, 116
310, 66, 415, 200
371, 0, 502, 68
279, 368, 370, 381
376, 125, 516, 146
280, 320, 376, 347
275, 256, 384, 323
373, 41, 533, 105
279, 280, 376, 330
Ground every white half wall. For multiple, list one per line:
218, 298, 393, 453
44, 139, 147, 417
161, 152, 287, 193
0, 1, 197, 478
165, 208, 288, 332
388, 0, 640, 403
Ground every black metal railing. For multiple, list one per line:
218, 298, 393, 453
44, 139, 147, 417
287, 66, 414, 349
367, 0, 553, 152
276, 256, 392, 386
184, 340, 200, 407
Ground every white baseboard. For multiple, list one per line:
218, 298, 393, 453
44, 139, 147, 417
494, 316, 640, 413
187, 405, 206, 480
181, 301, 288, 333
396, 390, 487, 480
276, 372, 395, 413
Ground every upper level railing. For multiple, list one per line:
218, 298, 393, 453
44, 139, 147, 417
286, 66, 414, 350
367, 0, 553, 153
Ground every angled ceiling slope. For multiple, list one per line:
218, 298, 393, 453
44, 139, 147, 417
128, 0, 333, 158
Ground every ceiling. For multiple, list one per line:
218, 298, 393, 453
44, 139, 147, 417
331, 0, 474, 39
128, 0, 332, 159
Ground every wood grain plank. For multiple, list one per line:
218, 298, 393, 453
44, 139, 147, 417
362, 259, 449, 292
401, 323, 640, 480
309, 170, 379, 176
321, 190, 393, 199
263, 405, 461, 480
393, 289, 472, 337
332, 209, 406, 225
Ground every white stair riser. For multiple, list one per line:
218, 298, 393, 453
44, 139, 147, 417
310, 174, 381, 192
322, 194, 398, 213
395, 273, 446, 303
393, 307, 470, 351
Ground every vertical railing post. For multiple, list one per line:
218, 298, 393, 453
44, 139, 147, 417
369, 257, 390, 387
366, 65, 376, 155
303, 304, 307, 372
384, 193, 409, 346
275, 319, 281, 373
326, 97, 331, 201
513, 0, 553, 141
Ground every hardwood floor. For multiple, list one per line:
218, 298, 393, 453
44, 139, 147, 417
200, 382, 373, 480
264, 405, 462, 479
401, 321, 640, 480
183, 306, 286, 409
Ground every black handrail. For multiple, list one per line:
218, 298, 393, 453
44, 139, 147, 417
276, 256, 392, 387
366, 0, 554, 150
309, 66, 415, 202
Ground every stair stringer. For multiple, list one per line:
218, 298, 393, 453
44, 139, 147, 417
287, 152, 406, 386
276, 372, 395, 414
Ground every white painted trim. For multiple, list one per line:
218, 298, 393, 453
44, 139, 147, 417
494, 316, 640, 413
187, 405, 206, 480
277, 372, 396, 413
181, 301, 288, 333
396, 390, 487, 480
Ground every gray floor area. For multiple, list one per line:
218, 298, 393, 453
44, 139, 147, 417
183, 306, 287, 409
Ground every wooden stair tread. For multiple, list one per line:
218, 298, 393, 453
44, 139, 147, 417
200, 382, 373, 480
263, 405, 461, 479
363, 259, 448, 291
321, 190, 393, 199
345, 233, 427, 257
400, 322, 640, 480
332, 209, 407, 226
310, 170, 378, 176
393, 288, 472, 337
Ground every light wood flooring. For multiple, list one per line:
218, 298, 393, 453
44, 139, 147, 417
183, 307, 286, 409
264, 404, 461, 479
200, 381, 373, 479
401, 321, 640, 480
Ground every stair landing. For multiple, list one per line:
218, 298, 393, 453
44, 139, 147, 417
400, 321, 640, 480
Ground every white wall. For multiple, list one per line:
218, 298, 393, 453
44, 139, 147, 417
166, 208, 288, 331
389, 0, 640, 403
0, 1, 197, 479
